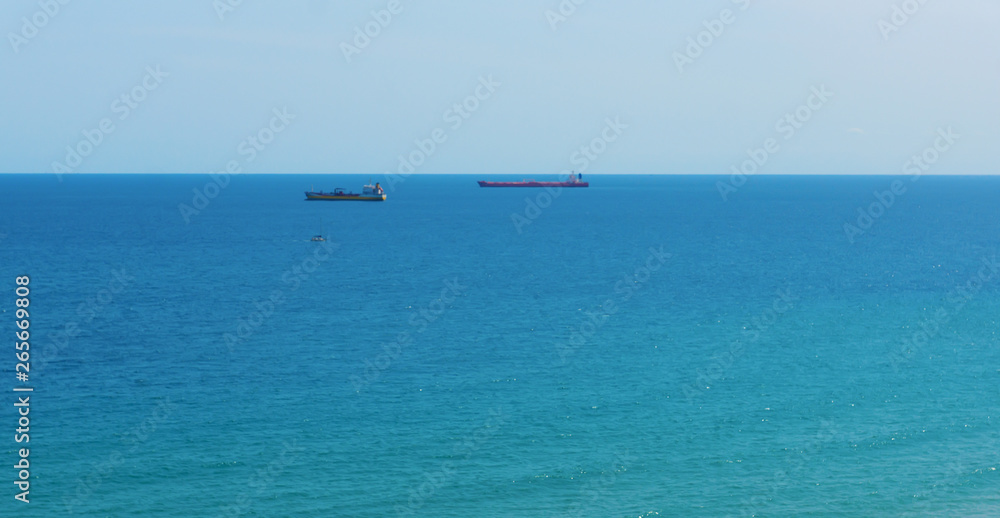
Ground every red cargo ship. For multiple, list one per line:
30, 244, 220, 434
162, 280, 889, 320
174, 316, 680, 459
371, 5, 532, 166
478, 173, 588, 188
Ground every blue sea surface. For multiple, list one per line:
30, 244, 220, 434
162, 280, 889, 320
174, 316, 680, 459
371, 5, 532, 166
1, 174, 999, 517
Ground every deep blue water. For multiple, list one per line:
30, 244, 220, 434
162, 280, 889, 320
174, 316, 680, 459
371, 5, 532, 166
1, 173, 999, 517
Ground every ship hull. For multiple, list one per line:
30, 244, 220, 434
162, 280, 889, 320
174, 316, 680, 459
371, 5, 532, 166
304, 192, 386, 201
477, 181, 588, 188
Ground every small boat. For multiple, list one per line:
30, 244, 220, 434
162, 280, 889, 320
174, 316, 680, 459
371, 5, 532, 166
478, 172, 588, 188
305, 182, 386, 201
311, 219, 326, 241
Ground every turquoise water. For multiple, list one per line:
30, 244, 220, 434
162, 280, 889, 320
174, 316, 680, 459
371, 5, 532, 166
2, 173, 999, 516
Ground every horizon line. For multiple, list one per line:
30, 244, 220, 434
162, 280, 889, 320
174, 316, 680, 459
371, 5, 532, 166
2, 172, 999, 176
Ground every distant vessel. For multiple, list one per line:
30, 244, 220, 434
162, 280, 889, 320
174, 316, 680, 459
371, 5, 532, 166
478, 173, 588, 188
305, 182, 386, 201
311, 219, 326, 241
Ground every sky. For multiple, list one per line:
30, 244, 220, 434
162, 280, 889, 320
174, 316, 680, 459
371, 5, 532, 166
1, 0, 998, 175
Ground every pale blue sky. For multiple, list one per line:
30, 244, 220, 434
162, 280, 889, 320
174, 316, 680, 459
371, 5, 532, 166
1, 0, 997, 175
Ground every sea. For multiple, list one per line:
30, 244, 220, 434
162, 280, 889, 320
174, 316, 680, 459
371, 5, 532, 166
1, 173, 998, 517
